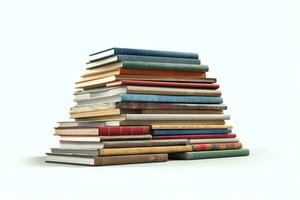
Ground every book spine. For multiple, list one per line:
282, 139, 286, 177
169, 149, 250, 160
100, 134, 152, 141
151, 129, 232, 135
117, 102, 227, 110
118, 55, 201, 64
98, 126, 150, 136
99, 145, 193, 156
152, 133, 237, 139
122, 61, 208, 72
192, 142, 242, 151
115, 48, 199, 59
103, 139, 189, 148
120, 80, 219, 89
120, 94, 223, 104
95, 154, 168, 166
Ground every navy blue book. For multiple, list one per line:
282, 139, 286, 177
151, 129, 232, 136
121, 94, 223, 104
89, 47, 199, 61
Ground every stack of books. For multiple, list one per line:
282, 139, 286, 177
46, 47, 249, 166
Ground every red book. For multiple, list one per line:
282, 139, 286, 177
152, 133, 236, 139
192, 142, 242, 151
107, 79, 219, 89
55, 126, 150, 136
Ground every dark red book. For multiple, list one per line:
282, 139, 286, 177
107, 79, 219, 89
192, 142, 242, 151
55, 126, 150, 136
152, 133, 236, 139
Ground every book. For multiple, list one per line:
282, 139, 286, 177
75, 94, 224, 105
59, 134, 152, 142
57, 120, 119, 127
116, 102, 227, 110
105, 79, 219, 89
151, 124, 232, 129
74, 86, 221, 101
59, 141, 104, 149
89, 47, 199, 61
54, 126, 150, 136
103, 139, 189, 148
86, 54, 200, 68
81, 68, 206, 80
106, 120, 226, 126
140, 110, 223, 114
151, 129, 232, 135
98, 145, 192, 156
169, 149, 250, 160
46, 153, 168, 166
192, 142, 242, 151
188, 138, 239, 144
75, 114, 230, 121
75, 75, 217, 88
153, 133, 236, 139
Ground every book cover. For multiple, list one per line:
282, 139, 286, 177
151, 129, 232, 135
89, 47, 199, 61
192, 142, 242, 151
99, 145, 193, 156
188, 138, 240, 144
169, 149, 250, 160
46, 153, 168, 166
103, 139, 189, 148
117, 102, 227, 110
153, 133, 236, 139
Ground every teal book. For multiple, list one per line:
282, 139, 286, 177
169, 149, 249, 160
122, 61, 208, 72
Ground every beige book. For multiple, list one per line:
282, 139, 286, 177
99, 145, 193, 156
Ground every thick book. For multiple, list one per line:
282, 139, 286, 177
188, 138, 239, 144
153, 133, 236, 139
89, 47, 199, 61
169, 149, 250, 160
75, 94, 224, 105
86, 54, 200, 68
103, 139, 189, 148
81, 68, 206, 80
151, 124, 232, 130
116, 102, 227, 110
74, 114, 230, 122
151, 129, 232, 136
106, 80, 219, 89
74, 85, 222, 100
46, 153, 168, 166
192, 142, 242, 151
59, 134, 152, 142
54, 126, 149, 136
98, 145, 192, 156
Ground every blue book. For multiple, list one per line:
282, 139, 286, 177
120, 94, 223, 104
89, 47, 199, 61
152, 129, 232, 136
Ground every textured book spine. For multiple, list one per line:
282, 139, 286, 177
169, 149, 250, 160
98, 126, 150, 136
192, 142, 242, 151
151, 129, 232, 135
153, 133, 237, 139
117, 55, 201, 64
120, 80, 219, 89
114, 47, 199, 59
95, 154, 168, 166
120, 94, 223, 104
99, 145, 193, 156
117, 102, 227, 110
122, 61, 208, 72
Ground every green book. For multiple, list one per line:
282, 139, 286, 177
169, 149, 249, 160
122, 61, 209, 72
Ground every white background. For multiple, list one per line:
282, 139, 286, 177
0, 0, 299, 199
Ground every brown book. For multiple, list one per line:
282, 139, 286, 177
103, 139, 189, 148
98, 145, 192, 156
45, 153, 168, 166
